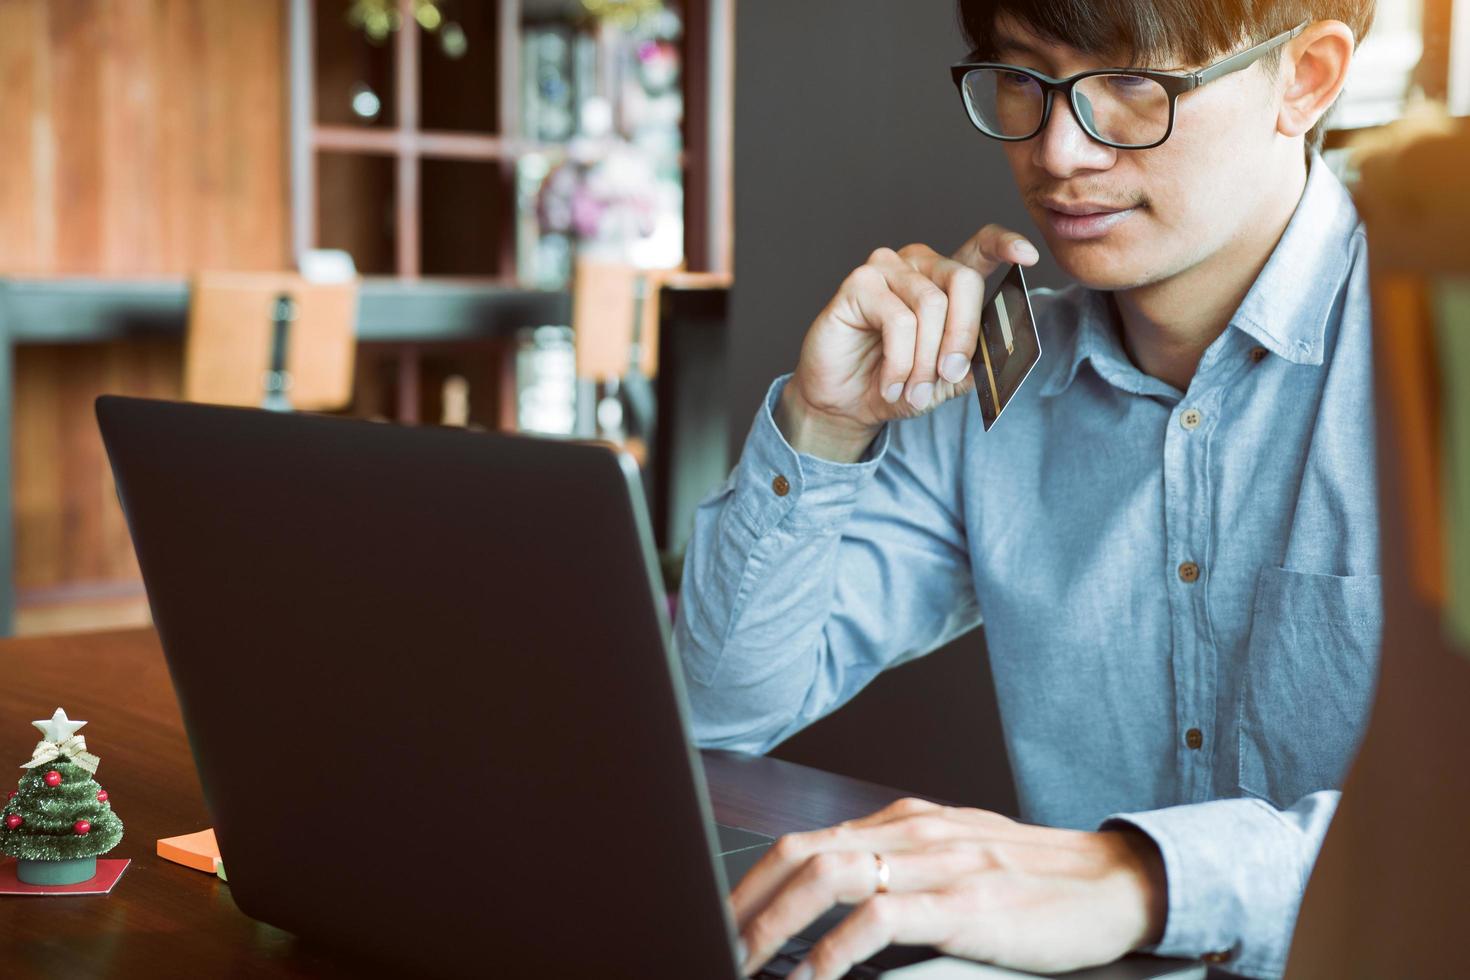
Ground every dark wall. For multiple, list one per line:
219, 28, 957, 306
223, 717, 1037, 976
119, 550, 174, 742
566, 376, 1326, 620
729, 0, 1064, 451
726, 0, 1070, 812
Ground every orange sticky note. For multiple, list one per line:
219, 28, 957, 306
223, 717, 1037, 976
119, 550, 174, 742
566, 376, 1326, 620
157, 828, 221, 874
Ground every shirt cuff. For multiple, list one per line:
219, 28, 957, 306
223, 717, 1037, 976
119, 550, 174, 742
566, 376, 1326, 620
733, 375, 890, 537
1104, 798, 1310, 978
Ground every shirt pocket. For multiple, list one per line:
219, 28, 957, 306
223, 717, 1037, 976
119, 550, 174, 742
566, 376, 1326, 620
1237, 566, 1383, 809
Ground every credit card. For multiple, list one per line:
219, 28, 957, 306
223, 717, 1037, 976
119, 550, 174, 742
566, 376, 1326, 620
972, 263, 1041, 431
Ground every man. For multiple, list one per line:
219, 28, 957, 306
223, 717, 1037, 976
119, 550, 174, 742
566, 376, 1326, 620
677, 1, 1379, 978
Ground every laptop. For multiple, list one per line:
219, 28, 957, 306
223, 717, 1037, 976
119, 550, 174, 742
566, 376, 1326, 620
96, 396, 1202, 980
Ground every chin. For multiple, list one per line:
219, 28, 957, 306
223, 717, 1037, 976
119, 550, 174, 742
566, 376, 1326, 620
1045, 241, 1155, 291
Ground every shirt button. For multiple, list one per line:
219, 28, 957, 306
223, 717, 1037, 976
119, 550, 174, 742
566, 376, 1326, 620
772, 475, 791, 497
1180, 408, 1203, 431
1185, 728, 1204, 750
1178, 561, 1200, 583
1250, 346, 1268, 364
1202, 949, 1233, 964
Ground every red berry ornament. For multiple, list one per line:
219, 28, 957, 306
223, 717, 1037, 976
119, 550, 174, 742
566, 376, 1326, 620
5, 789, 15, 800
43, 770, 62, 787
4, 814, 22, 830
73, 819, 91, 835
97, 789, 109, 803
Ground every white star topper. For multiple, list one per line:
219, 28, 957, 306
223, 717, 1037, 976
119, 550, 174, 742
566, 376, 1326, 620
33, 707, 87, 743
23, 708, 100, 774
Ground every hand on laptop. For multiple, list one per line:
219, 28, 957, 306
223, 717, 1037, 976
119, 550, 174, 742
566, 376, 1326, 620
777, 225, 1040, 462
733, 797, 1165, 979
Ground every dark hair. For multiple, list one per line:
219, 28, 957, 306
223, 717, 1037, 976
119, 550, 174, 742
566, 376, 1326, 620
954, 0, 1376, 152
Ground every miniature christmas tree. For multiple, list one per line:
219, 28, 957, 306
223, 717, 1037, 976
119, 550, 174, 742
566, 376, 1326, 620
0, 708, 124, 886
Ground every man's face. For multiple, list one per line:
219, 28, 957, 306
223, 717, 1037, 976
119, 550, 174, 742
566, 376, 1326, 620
990, 16, 1289, 291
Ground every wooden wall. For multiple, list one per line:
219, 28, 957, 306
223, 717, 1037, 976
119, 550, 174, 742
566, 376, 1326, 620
14, 342, 183, 591
1, 0, 290, 609
0, 0, 289, 275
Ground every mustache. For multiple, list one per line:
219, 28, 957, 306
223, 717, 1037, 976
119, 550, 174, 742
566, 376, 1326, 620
1026, 188, 1149, 211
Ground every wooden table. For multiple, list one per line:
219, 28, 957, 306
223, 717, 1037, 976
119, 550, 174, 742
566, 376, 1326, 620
0, 628, 917, 978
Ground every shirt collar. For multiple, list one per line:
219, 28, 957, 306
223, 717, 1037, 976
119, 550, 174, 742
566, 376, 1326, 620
1036, 289, 1120, 397
1039, 153, 1360, 399
1230, 152, 1359, 366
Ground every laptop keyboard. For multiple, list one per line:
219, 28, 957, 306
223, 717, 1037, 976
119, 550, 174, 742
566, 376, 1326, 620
754, 938, 882, 979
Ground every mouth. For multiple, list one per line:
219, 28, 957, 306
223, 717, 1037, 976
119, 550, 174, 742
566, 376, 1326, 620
1039, 199, 1140, 241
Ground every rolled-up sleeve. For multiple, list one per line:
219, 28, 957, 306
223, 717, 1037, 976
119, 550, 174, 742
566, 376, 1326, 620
675, 375, 981, 754
1104, 790, 1338, 978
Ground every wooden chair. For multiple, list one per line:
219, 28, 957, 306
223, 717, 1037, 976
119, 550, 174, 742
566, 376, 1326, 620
183, 272, 359, 411
1286, 113, 1470, 978
571, 258, 731, 383
571, 259, 731, 461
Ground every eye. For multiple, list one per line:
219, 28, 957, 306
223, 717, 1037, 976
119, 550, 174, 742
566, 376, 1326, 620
1107, 74, 1150, 90
1001, 71, 1035, 88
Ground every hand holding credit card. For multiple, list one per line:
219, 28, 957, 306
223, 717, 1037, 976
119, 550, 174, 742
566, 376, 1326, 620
775, 226, 1041, 462
973, 263, 1042, 430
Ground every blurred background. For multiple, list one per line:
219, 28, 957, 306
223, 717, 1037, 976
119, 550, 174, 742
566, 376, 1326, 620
0, 0, 1464, 807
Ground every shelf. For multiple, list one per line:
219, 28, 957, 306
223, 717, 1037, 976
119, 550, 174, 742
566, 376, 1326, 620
313, 0, 398, 129
419, 0, 504, 134
313, 124, 686, 167
314, 125, 507, 158
0, 278, 572, 345
293, 0, 706, 283
317, 152, 399, 276
420, 158, 514, 277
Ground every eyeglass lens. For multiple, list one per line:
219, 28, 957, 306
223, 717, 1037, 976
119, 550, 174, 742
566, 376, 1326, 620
961, 69, 1172, 148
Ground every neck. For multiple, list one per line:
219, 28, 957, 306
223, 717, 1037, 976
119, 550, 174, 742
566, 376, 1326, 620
1112, 154, 1309, 391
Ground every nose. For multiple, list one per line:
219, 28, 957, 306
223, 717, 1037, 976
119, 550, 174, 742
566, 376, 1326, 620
1030, 91, 1115, 178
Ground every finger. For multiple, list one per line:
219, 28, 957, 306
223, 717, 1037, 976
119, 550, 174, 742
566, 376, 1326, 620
807, 814, 1053, 871
843, 811, 977, 853
733, 805, 1034, 932
846, 269, 918, 404
862, 847, 995, 892
800, 892, 958, 980
829, 803, 1043, 856
952, 223, 1039, 275
905, 283, 948, 411
733, 813, 970, 937
864, 839, 1103, 891
869, 813, 1063, 857
728, 813, 942, 931
928, 258, 985, 385
738, 850, 884, 976
895, 241, 943, 272
732, 825, 844, 930
842, 798, 1030, 840
870, 250, 948, 410
838, 797, 943, 830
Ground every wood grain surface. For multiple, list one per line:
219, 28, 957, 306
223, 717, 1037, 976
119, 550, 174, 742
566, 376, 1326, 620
14, 342, 181, 595
0, 0, 289, 277
4, 0, 290, 609
0, 627, 915, 977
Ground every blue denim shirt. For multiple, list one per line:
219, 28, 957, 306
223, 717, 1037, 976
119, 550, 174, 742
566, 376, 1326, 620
676, 156, 1380, 978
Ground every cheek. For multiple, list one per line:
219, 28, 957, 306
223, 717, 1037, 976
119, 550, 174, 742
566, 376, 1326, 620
1146, 121, 1264, 249
1161, 86, 1272, 204
1126, 125, 1230, 243
1000, 143, 1033, 196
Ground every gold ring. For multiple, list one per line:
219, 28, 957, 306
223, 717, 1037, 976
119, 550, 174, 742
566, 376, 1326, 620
873, 853, 891, 894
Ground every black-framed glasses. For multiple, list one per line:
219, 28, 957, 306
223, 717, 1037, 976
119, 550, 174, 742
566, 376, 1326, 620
949, 21, 1308, 150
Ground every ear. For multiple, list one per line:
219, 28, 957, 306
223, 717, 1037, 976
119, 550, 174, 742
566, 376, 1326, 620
1276, 20, 1357, 140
